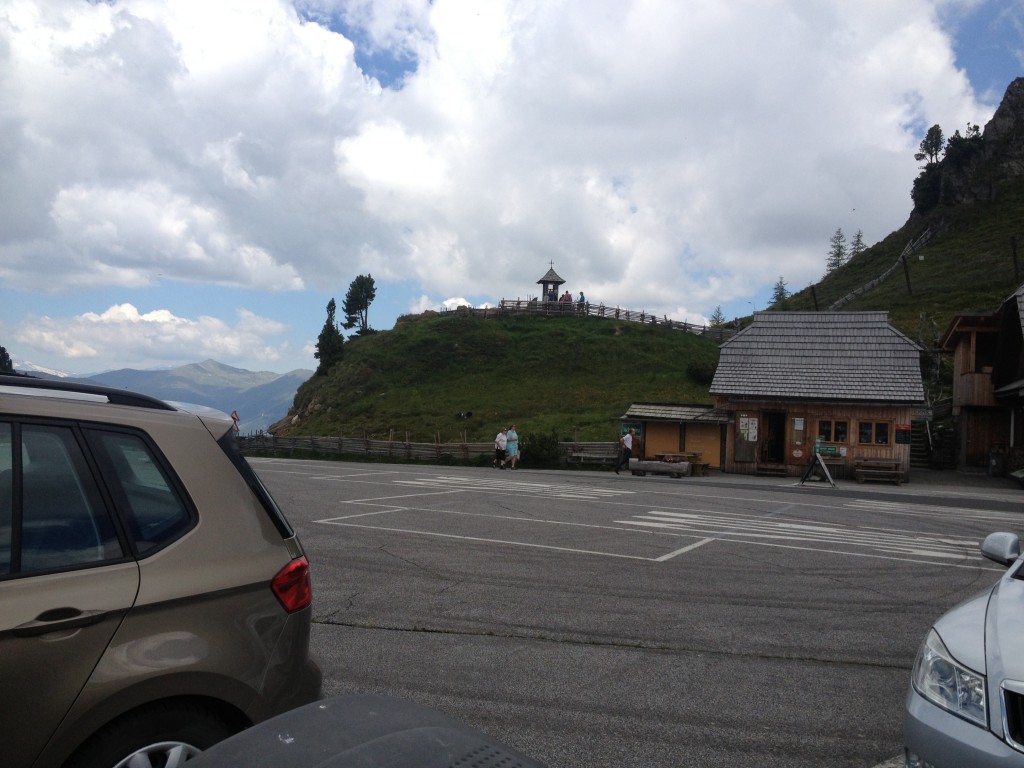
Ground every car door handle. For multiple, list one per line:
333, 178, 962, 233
12, 607, 108, 637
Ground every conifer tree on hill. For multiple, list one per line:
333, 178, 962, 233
342, 274, 377, 337
314, 299, 344, 376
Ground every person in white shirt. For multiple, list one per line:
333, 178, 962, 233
493, 427, 508, 468
615, 428, 634, 474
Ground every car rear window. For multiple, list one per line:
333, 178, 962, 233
218, 431, 294, 539
85, 429, 195, 555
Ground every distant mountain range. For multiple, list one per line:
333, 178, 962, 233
12, 358, 312, 434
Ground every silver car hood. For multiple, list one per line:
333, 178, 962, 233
986, 561, 1024, 684
933, 587, 991, 674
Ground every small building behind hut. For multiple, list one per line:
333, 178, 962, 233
620, 403, 730, 469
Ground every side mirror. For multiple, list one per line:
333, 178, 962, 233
981, 532, 1021, 567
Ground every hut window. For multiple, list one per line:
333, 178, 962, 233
858, 421, 891, 445
818, 419, 848, 443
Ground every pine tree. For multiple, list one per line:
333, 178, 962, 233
849, 229, 865, 261
826, 228, 847, 273
914, 124, 944, 166
342, 274, 377, 336
709, 305, 726, 327
770, 276, 789, 308
313, 299, 345, 376
0, 345, 13, 373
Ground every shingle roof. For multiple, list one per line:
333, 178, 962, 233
621, 403, 731, 422
709, 311, 924, 402
536, 267, 565, 284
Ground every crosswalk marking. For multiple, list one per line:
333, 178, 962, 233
617, 508, 983, 561
395, 474, 635, 500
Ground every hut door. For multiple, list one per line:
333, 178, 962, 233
763, 411, 786, 464
734, 412, 758, 463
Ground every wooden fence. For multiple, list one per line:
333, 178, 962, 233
438, 299, 736, 341
239, 433, 619, 466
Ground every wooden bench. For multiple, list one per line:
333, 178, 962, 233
568, 443, 620, 465
854, 460, 904, 485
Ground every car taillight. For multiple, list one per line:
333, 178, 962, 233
271, 556, 312, 613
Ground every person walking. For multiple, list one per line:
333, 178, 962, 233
493, 427, 508, 468
504, 424, 520, 469
615, 428, 635, 474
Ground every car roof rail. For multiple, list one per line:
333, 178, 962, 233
0, 371, 176, 411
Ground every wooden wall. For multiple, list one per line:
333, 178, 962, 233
959, 407, 1011, 466
953, 372, 999, 408
716, 400, 914, 476
631, 420, 725, 468
686, 423, 724, 469
639, 421, 679, 459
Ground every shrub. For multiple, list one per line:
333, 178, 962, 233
520, 430, 562, 468
687, 359, 716, 386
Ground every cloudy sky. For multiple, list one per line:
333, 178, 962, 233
1, 0, 1021, 374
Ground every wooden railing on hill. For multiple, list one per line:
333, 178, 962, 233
239, 433, 620, 465
438, 299, 736, 341
828, 228, 932, 311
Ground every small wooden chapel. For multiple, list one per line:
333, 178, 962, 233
537, 263, 566, 302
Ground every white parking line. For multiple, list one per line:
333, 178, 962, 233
395, 474, 636, 500
315, 519, 657, 561
616, 508, 1000, 566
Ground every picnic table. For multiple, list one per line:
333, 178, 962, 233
854, 459, 904, 485
634, 452, 710, 477
653, 452, 701, 463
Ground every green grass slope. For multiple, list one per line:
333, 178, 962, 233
285, 313, 721, 442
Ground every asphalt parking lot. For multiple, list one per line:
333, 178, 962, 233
254, 459, 1024, 768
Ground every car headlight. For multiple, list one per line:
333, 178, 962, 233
912, 628, 987, 727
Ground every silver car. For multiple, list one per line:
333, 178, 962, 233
904, 531, 1024, 767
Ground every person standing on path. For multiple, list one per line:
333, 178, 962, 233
493, 427, 508, 468
615, 428, 634, 474
505, 424, 520, 469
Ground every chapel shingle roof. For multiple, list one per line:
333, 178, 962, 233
536, 267, 565, 284
709, 311, 924, 402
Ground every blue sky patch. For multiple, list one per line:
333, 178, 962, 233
296, 6, 419, 89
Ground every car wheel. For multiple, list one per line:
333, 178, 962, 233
65, 701, 240, 768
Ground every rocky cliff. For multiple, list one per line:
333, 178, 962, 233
917, 77, 1024, 213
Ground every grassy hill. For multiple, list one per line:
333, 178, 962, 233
283, 313, 720, 442
281, 174, 1024, 444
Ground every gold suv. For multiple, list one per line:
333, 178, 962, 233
0, 374, 321, 768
